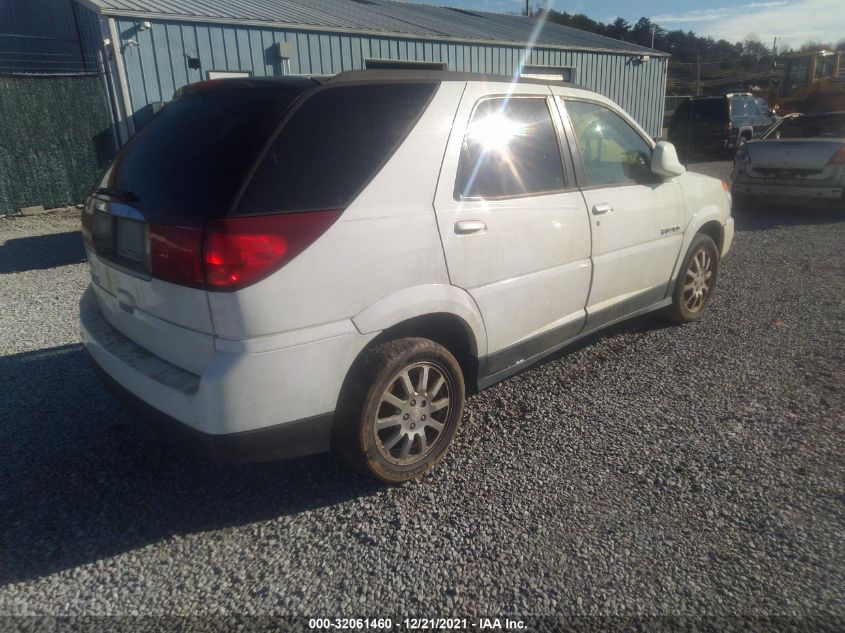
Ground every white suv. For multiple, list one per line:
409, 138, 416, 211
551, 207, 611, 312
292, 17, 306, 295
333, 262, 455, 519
80, 70, 734, 482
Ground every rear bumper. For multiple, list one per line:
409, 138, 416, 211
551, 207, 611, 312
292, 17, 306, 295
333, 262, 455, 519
86, 349, 333, 463
732, 182, 843, 200
80, 286, 365, 462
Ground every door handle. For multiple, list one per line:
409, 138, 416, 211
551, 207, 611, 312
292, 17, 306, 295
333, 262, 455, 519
454, 220, 487, 235
592, 203, 613, 215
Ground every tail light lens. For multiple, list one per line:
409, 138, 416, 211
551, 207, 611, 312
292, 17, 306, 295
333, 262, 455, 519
204, 211, 340, 291
149, 225, 206, 288
827, 145, 845, 166
102, 210, 339, 292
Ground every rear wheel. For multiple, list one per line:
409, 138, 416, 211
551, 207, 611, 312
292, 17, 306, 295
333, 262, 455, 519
665, 234, 720, 323
335, 338, 465, 483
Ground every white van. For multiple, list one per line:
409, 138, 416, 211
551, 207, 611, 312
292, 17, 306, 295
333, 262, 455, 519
80, 70, 734, 482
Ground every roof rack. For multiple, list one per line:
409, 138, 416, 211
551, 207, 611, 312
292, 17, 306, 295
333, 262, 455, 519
326, 68, 583, 89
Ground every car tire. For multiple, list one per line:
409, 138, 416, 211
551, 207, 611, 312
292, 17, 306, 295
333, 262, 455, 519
664, 233, 720, 323
334, 337, 465, 484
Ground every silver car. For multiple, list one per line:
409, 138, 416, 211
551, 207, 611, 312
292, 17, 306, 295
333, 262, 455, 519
731, 111, 845, 208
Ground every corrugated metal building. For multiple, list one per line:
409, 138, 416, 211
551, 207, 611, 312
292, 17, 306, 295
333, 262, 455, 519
8, 0, 669, 142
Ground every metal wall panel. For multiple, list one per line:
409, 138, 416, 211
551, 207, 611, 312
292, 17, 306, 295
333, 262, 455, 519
110, 16, 667, 135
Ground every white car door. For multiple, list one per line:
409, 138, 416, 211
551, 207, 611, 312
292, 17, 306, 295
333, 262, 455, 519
434, 83, 592, 378
556, 97, 684, 329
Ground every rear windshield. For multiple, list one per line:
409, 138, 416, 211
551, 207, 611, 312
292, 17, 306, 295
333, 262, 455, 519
766, 113, 845, 139
236, 82, 437, 216
692, 99, 728, 121
105, 84, 307, 218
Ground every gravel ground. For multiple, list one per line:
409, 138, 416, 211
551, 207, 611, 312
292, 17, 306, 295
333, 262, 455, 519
1, 164, 843, 626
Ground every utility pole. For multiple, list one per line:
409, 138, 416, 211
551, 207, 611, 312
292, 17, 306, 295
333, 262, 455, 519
525, 0, 530, 17
768, 36, 779, 95
651, 26, 656, 50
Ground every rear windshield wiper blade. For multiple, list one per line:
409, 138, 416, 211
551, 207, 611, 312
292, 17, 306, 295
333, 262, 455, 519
94, 187, 139, 202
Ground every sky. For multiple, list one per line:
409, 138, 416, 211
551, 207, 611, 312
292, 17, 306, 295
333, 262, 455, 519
412, 1, 845, 50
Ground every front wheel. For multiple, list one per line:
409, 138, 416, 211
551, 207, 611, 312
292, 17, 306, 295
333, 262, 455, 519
664, 233, 720, 323
334, 338, 465, 483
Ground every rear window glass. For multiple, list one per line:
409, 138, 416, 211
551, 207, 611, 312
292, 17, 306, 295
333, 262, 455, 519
106, 85, 306, 218
236, 82, 437, 215
692, 99, 728, 121
730, 97, 751, 117
768, 113, 845, 139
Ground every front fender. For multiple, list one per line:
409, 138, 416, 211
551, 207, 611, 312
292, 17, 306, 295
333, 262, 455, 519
673, 172, 733, 281
352, 284, 488, 358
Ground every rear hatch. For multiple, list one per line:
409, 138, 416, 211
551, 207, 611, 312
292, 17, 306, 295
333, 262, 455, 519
691, 98, 730, 147
82, 78, 314, 373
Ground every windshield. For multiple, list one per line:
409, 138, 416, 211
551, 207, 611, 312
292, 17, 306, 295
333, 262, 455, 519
765, 113, 845, 139
104, 84, 308, 219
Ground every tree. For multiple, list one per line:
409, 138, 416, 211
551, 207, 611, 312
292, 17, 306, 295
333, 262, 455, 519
743, 36, 769, 60
608, 17, 630, 41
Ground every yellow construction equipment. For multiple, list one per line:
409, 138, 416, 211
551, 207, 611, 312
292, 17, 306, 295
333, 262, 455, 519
769, 50, 845, 114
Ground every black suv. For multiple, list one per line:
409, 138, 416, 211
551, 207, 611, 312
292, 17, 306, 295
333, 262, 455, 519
668, 93, 776, 159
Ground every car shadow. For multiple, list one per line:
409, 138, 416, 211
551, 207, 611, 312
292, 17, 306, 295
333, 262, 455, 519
0, 344, 382, 587
731, 201, 844, 231
0, 231, 86, 273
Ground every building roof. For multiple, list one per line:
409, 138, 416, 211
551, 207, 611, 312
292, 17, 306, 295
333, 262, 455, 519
79, 0, 664, 56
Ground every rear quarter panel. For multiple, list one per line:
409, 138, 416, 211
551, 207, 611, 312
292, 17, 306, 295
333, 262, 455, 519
207, 82, 466, 340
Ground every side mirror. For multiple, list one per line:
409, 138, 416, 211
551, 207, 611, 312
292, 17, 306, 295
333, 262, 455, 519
651, 141, 686, 178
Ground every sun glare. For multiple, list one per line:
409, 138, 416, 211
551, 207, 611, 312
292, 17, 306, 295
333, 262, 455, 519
468, 113, 527, 155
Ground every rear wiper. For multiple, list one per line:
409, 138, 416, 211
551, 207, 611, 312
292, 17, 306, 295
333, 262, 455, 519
94, 187, 139, 202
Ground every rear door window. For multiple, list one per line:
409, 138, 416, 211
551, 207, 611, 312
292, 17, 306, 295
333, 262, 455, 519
106, 84, 307, 220
237, 82, 437, 215
693, 99, 728, 121
454, 97, 565, 199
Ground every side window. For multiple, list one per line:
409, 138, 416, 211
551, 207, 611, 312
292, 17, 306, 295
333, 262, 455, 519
238, 82, 437, 215
564, 100, 653, 187
454, 97, 565, 199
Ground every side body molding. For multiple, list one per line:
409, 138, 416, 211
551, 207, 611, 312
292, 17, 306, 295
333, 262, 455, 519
352, 284, 488, 358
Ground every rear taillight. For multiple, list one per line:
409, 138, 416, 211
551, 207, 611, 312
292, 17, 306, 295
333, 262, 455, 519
828, 145, 845, 166
149, 225, 205, 288
141, 211, 340, 291
203, 211, 340, 291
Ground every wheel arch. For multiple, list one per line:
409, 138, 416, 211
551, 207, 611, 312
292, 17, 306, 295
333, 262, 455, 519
671, 211, 727, 282
697, 219, 725, 253
332, 309, 481, 453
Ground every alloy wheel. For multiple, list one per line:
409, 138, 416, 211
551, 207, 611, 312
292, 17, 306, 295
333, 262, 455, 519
373, 362, 452, 466
683, 248, 713, 313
